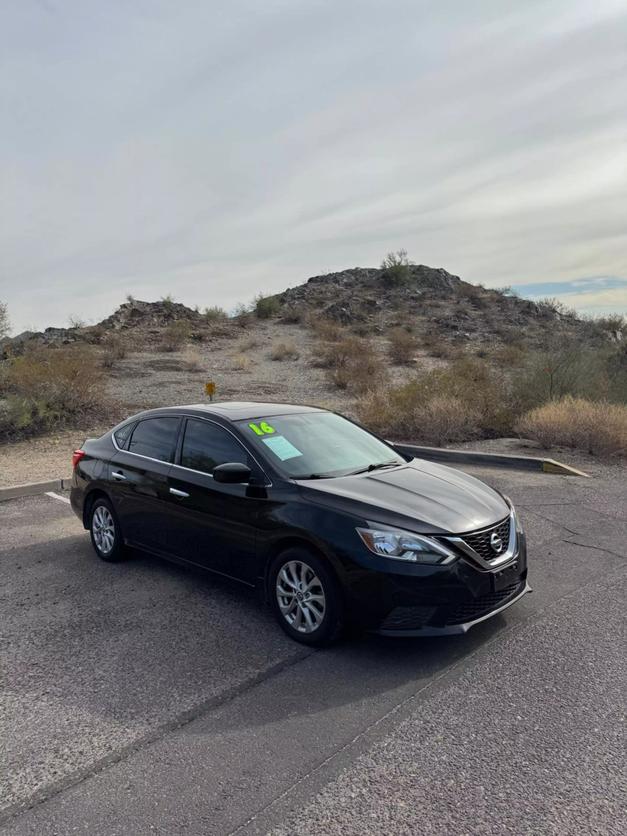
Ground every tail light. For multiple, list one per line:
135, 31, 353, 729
72, 450, 86, 470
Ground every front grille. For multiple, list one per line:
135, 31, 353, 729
445, 582, 522, 624
462, 516, 511, 561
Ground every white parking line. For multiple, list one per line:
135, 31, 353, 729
45, 491, 71, 505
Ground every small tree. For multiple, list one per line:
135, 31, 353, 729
380, 249, 413, 287
254, 293, 280, 319
0, 301, 10, 339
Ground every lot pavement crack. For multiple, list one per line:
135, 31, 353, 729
561, 539, 624, 559
228, 564, 627, 836
0, 648, 315, 826
519, 505, 580, 536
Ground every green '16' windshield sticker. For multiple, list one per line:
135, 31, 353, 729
248, 421, 276, 436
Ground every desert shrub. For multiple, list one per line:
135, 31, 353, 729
307, 316, 345, 342
67, 315, 86, 329
590, 314, 625, 336
281, 305, 304, 323
420, 333, 461, 360
358, 391, 481, 446
0, 346, 107, 438
388, 327, 418, 364
181, 349, 203, 372
161, 320, 191, 351
254, 294, 280, 319
516, 397, 627, 457
233, 302, 253, 328
380, 249, 413, 287
318, 336, 384, 393
270, 340, 300, 361
204, 305, 227, 321
517, 343, 627, 409
0, 301, 11, 339
457, 283, 488, 308
101, 334, 128, 368
356, 356, 517, 443
535, 297, 576, 318
238, 337, 260, 352
161, 294, 176, 311
489, 342, 528, 368
232, 353, 251, 371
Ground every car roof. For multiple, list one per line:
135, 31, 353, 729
130, 401, 327, 423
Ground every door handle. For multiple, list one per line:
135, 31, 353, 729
112, 471, 127, 481
169, 487, 189, 498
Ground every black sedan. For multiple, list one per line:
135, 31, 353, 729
70, 402, 530, 645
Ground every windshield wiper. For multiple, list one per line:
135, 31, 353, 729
296, 473, 336, 480
346, 460, 401, 476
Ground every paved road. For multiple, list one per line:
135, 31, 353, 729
1, 463, 625, 835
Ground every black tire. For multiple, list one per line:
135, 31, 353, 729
89, 497, 127, 562
269, 547, 344, 647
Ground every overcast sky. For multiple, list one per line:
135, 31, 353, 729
1, 0, 625, 333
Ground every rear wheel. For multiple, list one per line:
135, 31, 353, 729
89, 497, 127, 562
269, 548, 344, 646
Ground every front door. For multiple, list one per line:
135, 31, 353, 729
165, 418, 266, 583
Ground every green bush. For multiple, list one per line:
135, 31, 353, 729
203, 305, 228, 321
254, 294, 280, 319
380, 249, 413, 287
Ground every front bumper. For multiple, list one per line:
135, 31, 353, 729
341, 528, 529, 636
375, 580, 531, 636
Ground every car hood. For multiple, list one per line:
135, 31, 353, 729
296, 458, 508, 534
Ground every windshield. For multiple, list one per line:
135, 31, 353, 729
236, 412, 405, 479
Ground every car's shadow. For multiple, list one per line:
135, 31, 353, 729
130, 547, 517, 731
6, 535, 519, 737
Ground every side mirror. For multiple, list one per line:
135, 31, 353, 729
213, 462, 252, 484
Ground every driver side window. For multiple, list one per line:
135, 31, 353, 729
180, 419, 251, 475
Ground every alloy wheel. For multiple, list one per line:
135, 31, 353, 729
275, 559, 326, 634
92, 506, 115, 556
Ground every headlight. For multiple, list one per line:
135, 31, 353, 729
356, 527, 457, 565
502, 494, 524, 534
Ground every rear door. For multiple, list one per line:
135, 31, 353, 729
110, 416, 181, 554
165, 418, 266, 583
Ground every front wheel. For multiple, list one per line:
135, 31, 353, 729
89, 497, 127, 562
269, 548, 344, 646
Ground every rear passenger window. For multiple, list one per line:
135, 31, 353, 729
180, 419, 249, 474
113, 422, 136, 450
128, 418, 180, 462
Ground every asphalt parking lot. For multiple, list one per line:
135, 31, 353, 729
1, 462, 625, 835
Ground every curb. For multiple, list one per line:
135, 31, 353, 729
391, 443, 589, 477
0, 478, 72, 502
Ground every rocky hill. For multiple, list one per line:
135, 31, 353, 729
275, 264, 586, 346
1, 264, 596, 358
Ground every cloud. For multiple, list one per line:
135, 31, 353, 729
513, 276, 627, 315
1, 0, 626, 331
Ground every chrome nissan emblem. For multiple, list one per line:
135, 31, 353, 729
490, 532, 504, 553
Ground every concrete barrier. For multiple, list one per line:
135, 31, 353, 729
391, 442, 589, 477
0, 478, 72, 502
